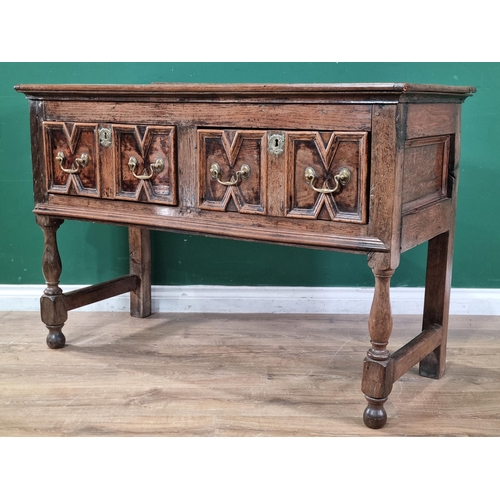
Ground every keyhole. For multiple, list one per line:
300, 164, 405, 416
99, 128, 112, 146
269, 134, 284, 155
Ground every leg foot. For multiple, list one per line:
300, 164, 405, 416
36, 216, 68, 348
46, 329, 66, 349
362, 255, 396, 429
363, 396, 388, 429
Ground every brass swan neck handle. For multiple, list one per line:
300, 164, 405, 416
210, 163, 251, 187
305, 167, 351, 194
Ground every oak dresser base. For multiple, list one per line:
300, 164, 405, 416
17, 82, 475, 429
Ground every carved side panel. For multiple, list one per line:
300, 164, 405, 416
113, 125, 177, 205
286, 131, 369, 223
198, 129, 267, 214
43, 122, 99, 197
402, 135, 452, 214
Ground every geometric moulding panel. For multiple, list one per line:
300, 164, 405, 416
113, 125, 177, 205
198, 129, 267, 215
286, 131, 369, 223
43, 121, 100, 197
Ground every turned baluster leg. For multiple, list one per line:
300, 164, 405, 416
419, 231, 454, 378
362, 259, 396, 429
36, 215, 67, 349
129, 227, 152, 318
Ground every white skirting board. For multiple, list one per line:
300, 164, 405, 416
1, 285, 499, 315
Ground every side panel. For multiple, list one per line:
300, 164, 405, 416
401, 103, 460, 252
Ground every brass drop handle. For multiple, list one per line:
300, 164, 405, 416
210, 163, 251, 186
304, 167, 351, 194
128, 156, 165, 180
56, 151, 89, 174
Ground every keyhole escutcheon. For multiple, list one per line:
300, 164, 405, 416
268, 133, 285, 155
99, 127, 112, 147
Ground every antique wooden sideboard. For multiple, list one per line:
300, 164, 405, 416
15, 82, 475, 429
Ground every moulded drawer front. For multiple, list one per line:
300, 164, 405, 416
198, 129, 267, 215
197, 128, 369, 224
286, 131, 369, 224
113, 125, 177, 205
43, 121, 100, 197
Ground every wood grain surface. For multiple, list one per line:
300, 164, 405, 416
1, 311, 498, 437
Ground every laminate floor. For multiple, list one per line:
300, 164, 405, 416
1, 311, 499, 436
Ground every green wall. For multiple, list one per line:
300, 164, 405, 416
1, 63, 497, 288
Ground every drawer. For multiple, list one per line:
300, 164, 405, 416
113, 125, 177, 205
43, 121, 177, 205
286, 131, 369, 223
198, 129, 267, 214
43, 121, 100, 197
197, 128, 369, 224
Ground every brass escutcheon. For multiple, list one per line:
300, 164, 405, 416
99, 128, 112, 147
268, 133, 285, 155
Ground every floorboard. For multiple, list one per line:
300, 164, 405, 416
1, 311, 499, 436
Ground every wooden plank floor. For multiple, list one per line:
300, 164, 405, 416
0, 311, 499, 436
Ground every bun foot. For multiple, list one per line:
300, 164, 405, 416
46, 330, 66, 349
363, 396, 388, 429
